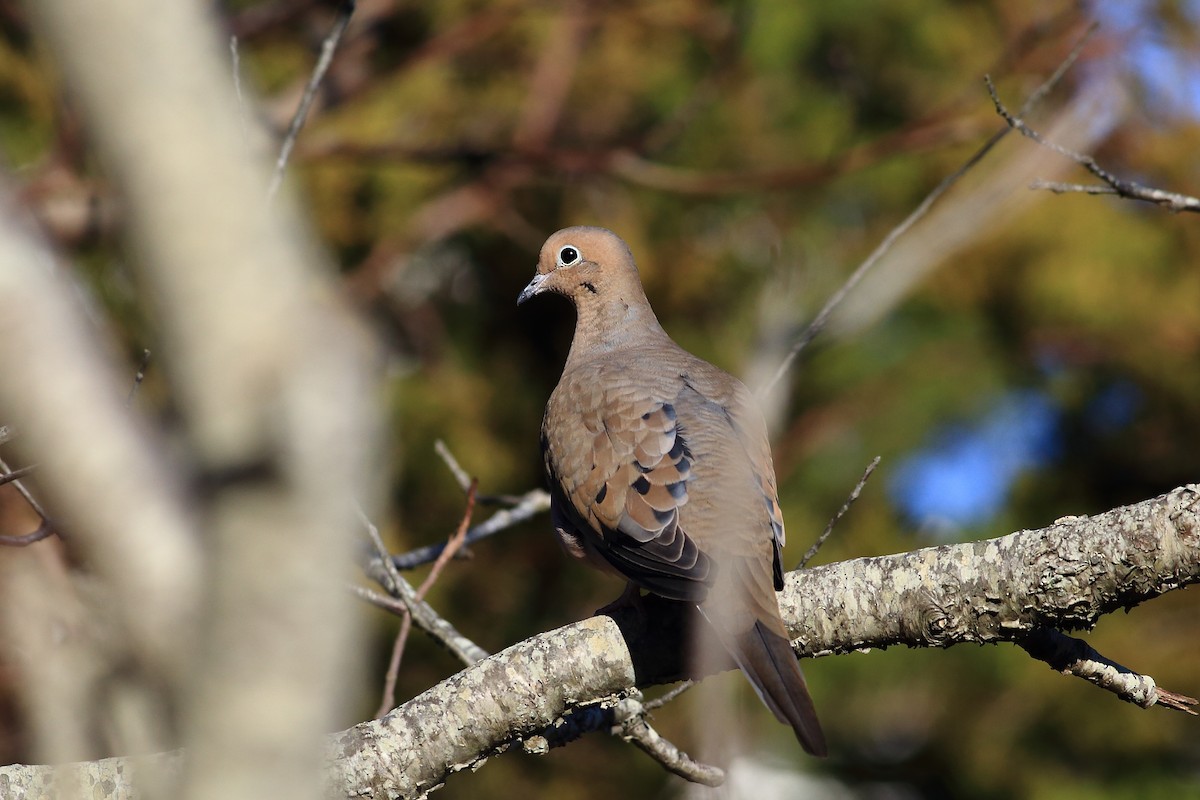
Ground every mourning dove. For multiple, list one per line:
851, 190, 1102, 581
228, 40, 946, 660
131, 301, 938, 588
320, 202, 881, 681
518, 226, 826, 756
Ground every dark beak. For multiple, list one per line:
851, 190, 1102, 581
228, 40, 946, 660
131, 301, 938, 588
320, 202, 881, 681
517, 272, 548, 306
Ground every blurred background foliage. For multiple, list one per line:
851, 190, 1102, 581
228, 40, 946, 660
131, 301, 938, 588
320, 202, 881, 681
1, 0, 1198, 797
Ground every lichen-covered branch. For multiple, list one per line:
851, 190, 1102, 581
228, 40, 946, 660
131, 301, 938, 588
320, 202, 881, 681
325, 484, 1199, 798
3, 486, 1196, 798
1017, 627, 1197, 713
779, 484, 1200, 655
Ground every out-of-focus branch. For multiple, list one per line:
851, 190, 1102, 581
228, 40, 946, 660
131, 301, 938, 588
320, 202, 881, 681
0, 188, 201, 685
267, 0, 355, 200
757, 23, 1097, 399
987, 77, 1200, 213
0, 455, 55, 547
26, 3, 379, 800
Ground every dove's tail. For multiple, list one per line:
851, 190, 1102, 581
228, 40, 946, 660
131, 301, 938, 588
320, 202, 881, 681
726, 618, 827, 756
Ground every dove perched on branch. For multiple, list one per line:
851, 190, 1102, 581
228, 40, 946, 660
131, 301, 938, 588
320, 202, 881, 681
519, 226, 826, 756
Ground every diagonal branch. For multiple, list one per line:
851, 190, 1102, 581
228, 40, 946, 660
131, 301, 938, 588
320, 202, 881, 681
1018, 627, 1196, 714
986, 75, 1200, 213
391, 488, 551, 570
267, 0, 355, 200
373, 482, 477, 717
358, 510, 490, 667
758, 23, 1097, 398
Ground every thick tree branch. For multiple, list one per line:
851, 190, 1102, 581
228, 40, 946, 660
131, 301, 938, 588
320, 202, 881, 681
334, 484, 1200, 796
3, 486, 1196, 797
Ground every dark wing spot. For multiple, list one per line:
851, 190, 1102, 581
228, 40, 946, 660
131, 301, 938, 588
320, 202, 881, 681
595, 484, 607, 504
668, 437, 687, 460
632, 476, 651, 495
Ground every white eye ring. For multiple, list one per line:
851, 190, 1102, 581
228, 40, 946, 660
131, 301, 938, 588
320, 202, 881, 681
557, 245, 581, 267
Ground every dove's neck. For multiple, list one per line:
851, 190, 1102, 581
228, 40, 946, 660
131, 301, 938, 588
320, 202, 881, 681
566, 291, 671, 368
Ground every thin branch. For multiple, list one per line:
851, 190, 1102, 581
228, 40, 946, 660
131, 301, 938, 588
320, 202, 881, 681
357, 510, 489, 668
391, 487, 551, 570
759, 23, 1097, 398
373, 483, 477, 717
375, 619, 414, 718
612, 697, 725, 787
433, 439, 523, 505
229, 36, 249, 149
1030, 180, 1116, 196
418, 481, 476, 597
0, 519, 55, 547
1018, 627, 1197, 714
434, 439, 472, 493
796, 456, 880, 570
352, 583, 488, 668
987, 77, 1200, 213
0, 463, 35, 487
0, 463, 54, 547
643, 680, 694, 712
519, 694, 724, 787
266, 0, 355, 201
0, 454, 53, 529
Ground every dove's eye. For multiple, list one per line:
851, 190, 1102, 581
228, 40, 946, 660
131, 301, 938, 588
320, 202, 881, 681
557, 246, 580, 267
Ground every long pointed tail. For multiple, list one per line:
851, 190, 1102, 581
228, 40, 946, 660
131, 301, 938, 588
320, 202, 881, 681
730, 620, 827, 756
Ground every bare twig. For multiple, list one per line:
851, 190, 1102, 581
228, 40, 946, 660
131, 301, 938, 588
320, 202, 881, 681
433, 439, 525, 505
796, 456, 880, 570
759, 24, 1097, 398
267, 0, 355, 201
0, 520, 55, 547
1017, 627, 1198, 714
434, 439, 472, 492
0, 463, 53, 547
417, 480, 476, 597
987, 77, 1200, 213
360, 528, 490, 667
0, 454, 54, 534
352, 584, 489, 667
391, 487, 551, 570
643, 680, 693, 712
611, 697, 724, 787
363, 486, 482, 717
0, 463, 35, 487
519, 694, 724, 787
229, 36, 249, 148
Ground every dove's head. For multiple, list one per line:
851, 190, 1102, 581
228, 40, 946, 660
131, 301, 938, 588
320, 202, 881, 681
517, 227, 642, 307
